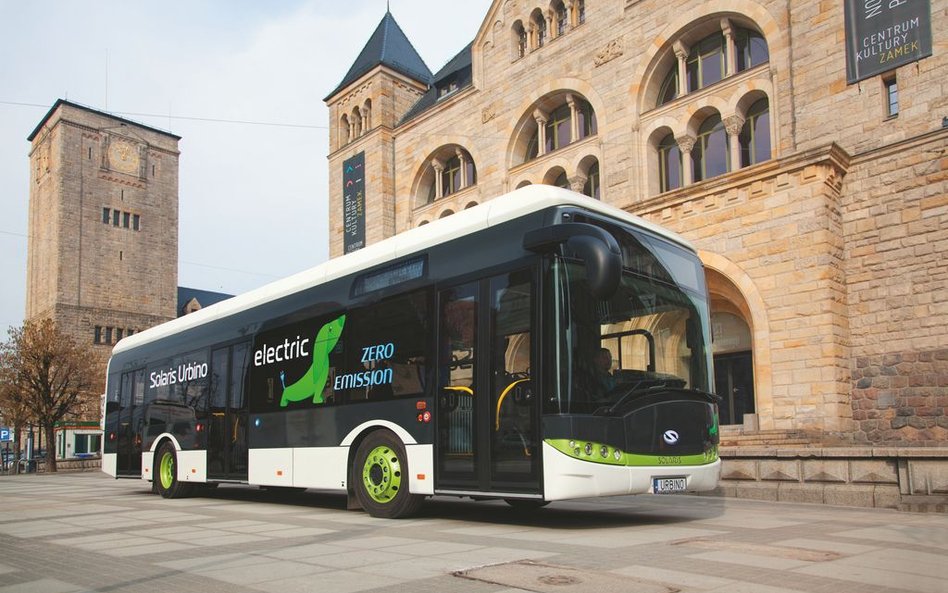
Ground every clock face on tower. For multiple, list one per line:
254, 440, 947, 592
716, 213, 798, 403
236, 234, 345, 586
109, 139, 140, 175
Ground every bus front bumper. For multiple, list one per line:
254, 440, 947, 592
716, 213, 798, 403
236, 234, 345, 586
541, 441, 721, 501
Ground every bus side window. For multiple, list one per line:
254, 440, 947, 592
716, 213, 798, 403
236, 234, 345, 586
336, 290, 429, 403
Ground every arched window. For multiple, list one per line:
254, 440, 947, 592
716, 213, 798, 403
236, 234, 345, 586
583, 161, 600, 199
552, 170, 569, 189
513, 21, 527, 59
658, 133, 683, 192
658, 68, 678, 106
739, 98, 770, 167
687, 33, 726, 92
341, 114, 351, 143
362, 99, 372, 132
554, 1, 568, 36
525, 95, 597, 161
465, 201, 478, 210
546, 104, 572, 151
441, 154, 476, 197
693, 114, 729, 182
439, 209, 455, 219
533, 11, 547, 48
737, 30, 769, 70
418, 146, 477, 206
351, 106, 362, 137
655, 26, 770, 108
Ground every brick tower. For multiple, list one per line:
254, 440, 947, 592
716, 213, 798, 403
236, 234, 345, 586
25, 100, 180, 365
324, 11, 432, 256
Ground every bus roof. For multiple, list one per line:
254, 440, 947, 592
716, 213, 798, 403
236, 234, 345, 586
112, 186, 693, 356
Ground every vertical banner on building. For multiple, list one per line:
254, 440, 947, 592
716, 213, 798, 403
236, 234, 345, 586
844, 0, 932, 84
342, 152, 366, 254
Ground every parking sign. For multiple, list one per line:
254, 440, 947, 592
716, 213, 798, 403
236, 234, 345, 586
0, 427, 11, 442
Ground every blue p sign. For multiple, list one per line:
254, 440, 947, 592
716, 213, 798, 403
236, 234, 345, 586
0, 428, 11, 442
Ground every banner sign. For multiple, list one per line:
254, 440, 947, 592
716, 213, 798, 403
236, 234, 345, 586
343, 152, 366, 254
845, 0, 932, 84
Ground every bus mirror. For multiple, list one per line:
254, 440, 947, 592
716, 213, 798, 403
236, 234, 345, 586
523, 223, 622, 299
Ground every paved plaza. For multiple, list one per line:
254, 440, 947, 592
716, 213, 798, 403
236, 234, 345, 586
0, 472, 945, 593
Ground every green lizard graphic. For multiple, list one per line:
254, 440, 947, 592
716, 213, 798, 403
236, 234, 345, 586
279, 315, 346, 407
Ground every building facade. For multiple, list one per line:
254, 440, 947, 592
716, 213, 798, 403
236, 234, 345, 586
26, 100, 180, 367
325, 1, 948, 445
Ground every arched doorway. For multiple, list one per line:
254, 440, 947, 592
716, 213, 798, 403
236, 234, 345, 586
711, 312, 754, 425
706, 268, 756, 426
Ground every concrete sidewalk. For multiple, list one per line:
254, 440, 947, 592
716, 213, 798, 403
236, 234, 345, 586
0, 472, 945, 593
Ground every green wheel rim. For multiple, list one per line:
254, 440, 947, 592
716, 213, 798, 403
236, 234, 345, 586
159, 451, 174, 490
361, 445, 402, 504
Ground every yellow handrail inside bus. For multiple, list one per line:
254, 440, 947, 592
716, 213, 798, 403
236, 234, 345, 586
495, 378, 529, 431
444, 385, 474, 396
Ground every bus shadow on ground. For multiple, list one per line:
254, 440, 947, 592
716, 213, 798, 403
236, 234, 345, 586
129, 482, 726, 528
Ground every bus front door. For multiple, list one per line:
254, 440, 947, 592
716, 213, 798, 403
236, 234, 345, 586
207, 342, 250, 481
436, 268, 541, 496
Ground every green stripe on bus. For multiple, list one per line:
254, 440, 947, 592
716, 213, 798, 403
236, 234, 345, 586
545, 439, 718, 467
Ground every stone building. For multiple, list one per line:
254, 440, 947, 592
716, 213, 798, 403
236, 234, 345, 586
325, 1, 948, 445
25, 100, 180, 367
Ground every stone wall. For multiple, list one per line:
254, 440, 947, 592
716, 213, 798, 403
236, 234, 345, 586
851, 349, 948, 446
715, 446, 948, 510
842, 131, 948, 444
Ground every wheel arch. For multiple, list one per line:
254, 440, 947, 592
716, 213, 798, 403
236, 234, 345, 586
342, 421, 417, 512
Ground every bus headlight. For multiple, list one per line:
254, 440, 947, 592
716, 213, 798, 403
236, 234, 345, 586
584, 442, 593, 456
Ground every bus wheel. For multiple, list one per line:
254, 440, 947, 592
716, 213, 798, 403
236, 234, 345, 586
154, 442, 193, 499
504, 498, 549, 510
354, 431, 424, 519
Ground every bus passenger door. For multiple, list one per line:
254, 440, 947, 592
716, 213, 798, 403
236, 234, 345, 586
116, 372, 134, 475
207, 342, 250, 480
436, 268, 540, 495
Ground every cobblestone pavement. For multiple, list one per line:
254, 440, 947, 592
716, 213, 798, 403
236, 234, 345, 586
0, 472, 945, 593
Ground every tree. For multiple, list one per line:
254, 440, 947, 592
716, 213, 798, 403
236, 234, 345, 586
0, 319, 101, 472
0, 366, 33, 473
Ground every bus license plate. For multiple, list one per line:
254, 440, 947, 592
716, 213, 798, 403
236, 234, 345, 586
653, 477, 687, 494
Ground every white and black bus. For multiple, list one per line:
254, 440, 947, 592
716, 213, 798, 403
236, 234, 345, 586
103, 186, 720, 518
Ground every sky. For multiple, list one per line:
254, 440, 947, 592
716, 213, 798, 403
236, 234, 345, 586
0, 0, 493, 334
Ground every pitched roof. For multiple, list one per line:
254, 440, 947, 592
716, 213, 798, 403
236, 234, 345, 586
27, 99, 181, 142
177, 286, 234, 317
399, 42, 473, 125
325, 11, 432, 100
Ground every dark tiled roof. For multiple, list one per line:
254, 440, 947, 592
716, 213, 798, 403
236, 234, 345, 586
177, 286, 234, 317
325, 11, 432, 100
399, 42, 473, 125
27, 99, 181, 142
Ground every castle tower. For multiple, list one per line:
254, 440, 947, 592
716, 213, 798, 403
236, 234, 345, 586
25, 100, 180, 363
324, 11, 432, 256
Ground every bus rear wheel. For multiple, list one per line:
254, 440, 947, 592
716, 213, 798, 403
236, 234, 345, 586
353, 431, 424, 519
154, 442, 193, 499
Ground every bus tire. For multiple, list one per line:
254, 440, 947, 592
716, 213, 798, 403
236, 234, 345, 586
154, 442, 193, 499
353, 430, 424, 519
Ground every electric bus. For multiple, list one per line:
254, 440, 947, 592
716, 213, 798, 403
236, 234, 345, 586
103, 186, 720, 518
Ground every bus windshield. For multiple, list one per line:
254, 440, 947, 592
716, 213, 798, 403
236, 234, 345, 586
549, 223, 712, 415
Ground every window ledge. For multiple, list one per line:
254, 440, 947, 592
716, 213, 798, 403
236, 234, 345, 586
642, 62, 770, 119
510, 134, 599, 175
413, 184, 478, 215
